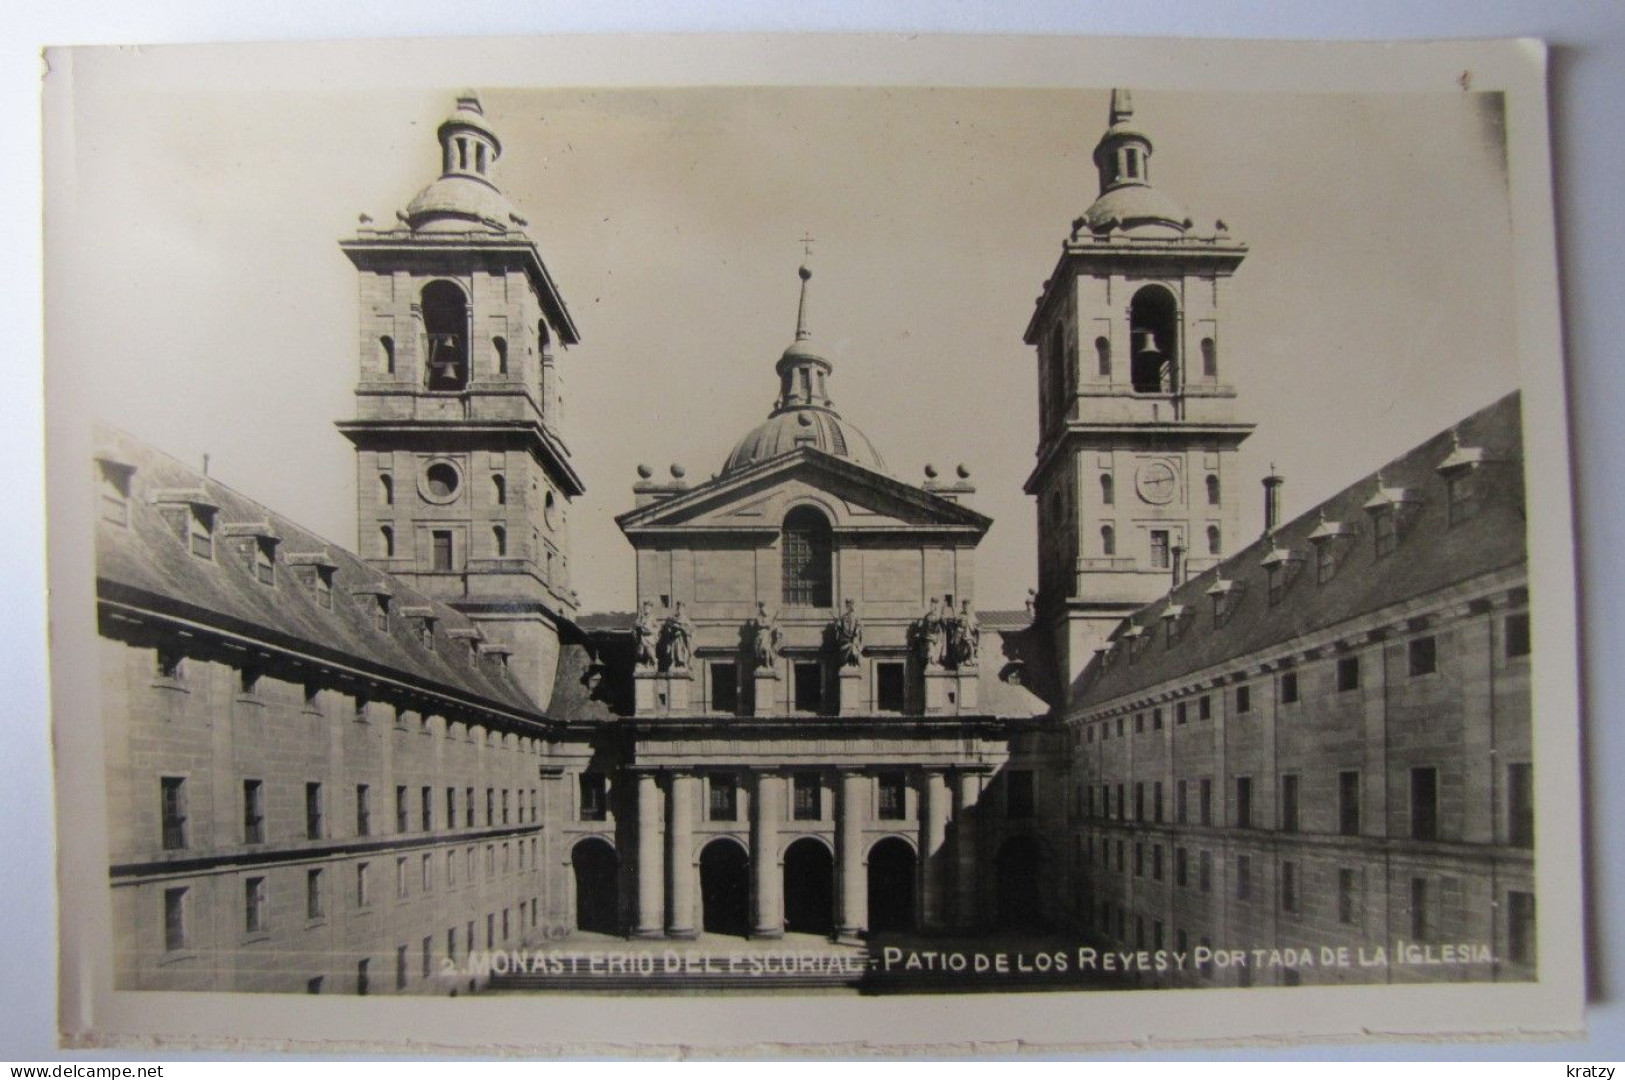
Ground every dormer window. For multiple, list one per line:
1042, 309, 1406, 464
223, 523, 281, 585
1373, 509, 1397, 557
1364, 478, 1418, 557
478, 643, 512, 669
154, 491, 220, 560
402, 607, 438, 651
253, 539, 276, 584
1207, 578, 1239, 627
287, 552, 337, 609
1446, 473, 1478, 526
1161, 604, 1189, 646
354, 585, 392, 631
96, 458, 135, 526
1260, 543, 1303, 606
1307, 513, 1352, 584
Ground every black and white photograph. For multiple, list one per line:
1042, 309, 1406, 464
40, 34, 1583, 1053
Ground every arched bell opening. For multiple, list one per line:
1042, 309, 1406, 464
1129, 286, 1178, 394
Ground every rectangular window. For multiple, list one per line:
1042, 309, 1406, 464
1374, 509, 1397, 557
1177, 780, 1189, 824
188, 508, 214, 560
307, 868, 324, 920
396, 785, 409, 833
465, 786, 475, 829
422, 853, 432, 892
1411, 767, 1439, 841
1236, 854, 1252, 901
160, 776, 187, 851
422, 936, 433, 980
1134, 713, 1144, 734
1508, 763, 1534, 847
1133, 781, 1145, 821
1153, 781, 1164, 824
356, 862, 370, 907
1339, 771, 1361, 836
1506, 612, 1531, 658
793, 772, 821, 821
244, 876, 266, 934
163, 887, 187, 952
876, 662, 906, 712
1175, 847, 1188, 888
1199, 694, 1212, 721
1408, 635, 1438, 676
242, 779, 264, 844
1116, 783, 1125, 822
1281, 860, 1299, 913
1134, 842, 1144, 878
1176, 701, 1187, 725
395, 945, 408, 990
356, 784, 371, 837
1153, 707, 1163, 730
1507, 891, 1537, 965
793, 662, 823, 713
502, 789, 511, 825
1152, 844, 1164, 882
1338, 868, 1358, 925
253, 540, 275, 585
431, 530, 453, 572
1198, 850, 1212, 893
1235, 684, 1251, 714
710, 663, 738, 714
1199, 778, 1213, 826
708, 775, 738, 822
1115, 840, 1124, 873
305, 782, 323, 840
447, 849, 456, 887
1280, 671, 1299, 704
1410, 877, 1430, 940
1007, 771, 1036, 820
421, 786, 433, 832
395, 856, 408, 900
486, 788, 495, 826
446, 788, 457, 832
579, 773, 607, 821
1447, 474, 1477, 526
1337, 655, 1361, 692
1150, 530, 1170, 570
1280, 774, 1300, 833
1236, 776, 1253, 829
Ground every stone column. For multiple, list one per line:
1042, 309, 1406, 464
953, 769, 983, 931
632, 770, 664, 938
919, 769, 951, 931
751, 771, 786, 938
836, 770, 869, 943
666, 771, 698, 938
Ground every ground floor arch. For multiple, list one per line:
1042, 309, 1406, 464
572, 836, 620, 935
994, 834, 1045, 930
866, 835, 917, 935
699, 837, 751, 937
783, 836, 835, 937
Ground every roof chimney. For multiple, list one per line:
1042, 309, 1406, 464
1171, 544, 1185, 588
1262, 466, 1284, 534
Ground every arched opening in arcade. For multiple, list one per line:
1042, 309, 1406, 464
994, 834, 1046, 931
866, 836, 917, 935
571, 837, 619, 935
782, 836, 835, 937
699, 837, 751, 937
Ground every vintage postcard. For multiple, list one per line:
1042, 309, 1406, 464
42, 34, 1582, 1053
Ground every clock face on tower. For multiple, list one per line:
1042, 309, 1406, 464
1135, 460, 1178, 505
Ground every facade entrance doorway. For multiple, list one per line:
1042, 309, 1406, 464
866, 836, 917, 934
995, 834, 1044, 930
699, 838, 751, 937
782, 837, 835, 936
571, 837, 619, 934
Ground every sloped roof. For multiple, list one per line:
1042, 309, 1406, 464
1072, 391, 1526, 707
95, 426, 544, 720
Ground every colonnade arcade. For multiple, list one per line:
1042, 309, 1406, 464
580, 764, 994, 942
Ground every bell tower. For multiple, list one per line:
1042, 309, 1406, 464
337, 91, 583, 708
1024, 89, 1254, 686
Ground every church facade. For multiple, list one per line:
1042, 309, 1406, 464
87, 89, 1533, 994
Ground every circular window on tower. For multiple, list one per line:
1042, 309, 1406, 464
421, 460, 462, 504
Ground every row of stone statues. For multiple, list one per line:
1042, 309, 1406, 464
632, 596, 976, 671
916, 597, 980, 669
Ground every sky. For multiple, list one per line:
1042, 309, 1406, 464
54, 81, 1520, 613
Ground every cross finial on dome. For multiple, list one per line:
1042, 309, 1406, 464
455, 89, 484, 115
1110, 88, 1134, 125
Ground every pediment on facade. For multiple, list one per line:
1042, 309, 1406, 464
617, 449, 991, 536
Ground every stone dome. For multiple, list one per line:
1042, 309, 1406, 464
722, 407, 887, 476
404, 174, 518, 232
1079, 183, 1189, 235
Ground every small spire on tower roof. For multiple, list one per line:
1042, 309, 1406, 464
794, 231, 815, 342
1110, 88, 1134, 125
